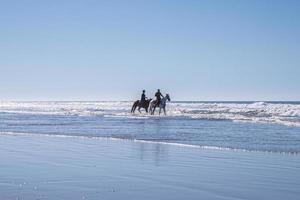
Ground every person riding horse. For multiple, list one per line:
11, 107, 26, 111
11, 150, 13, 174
131, 90, 152, 113
140, 90, 147, 107
150, 93, 171, 115
131, 89, 170, 115
155, 89, 164, 107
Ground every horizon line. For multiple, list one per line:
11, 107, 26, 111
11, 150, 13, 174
1, 99, 299, 102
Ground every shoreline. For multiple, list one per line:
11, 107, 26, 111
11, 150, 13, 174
1, 131, 300, 155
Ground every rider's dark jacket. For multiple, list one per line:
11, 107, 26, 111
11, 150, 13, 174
141, 93, 146, 105
155, 92, 163, 105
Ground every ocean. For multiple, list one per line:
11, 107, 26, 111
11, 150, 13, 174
1, 101, 300, 153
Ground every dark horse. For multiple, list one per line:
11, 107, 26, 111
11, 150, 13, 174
131, 99, 152, 113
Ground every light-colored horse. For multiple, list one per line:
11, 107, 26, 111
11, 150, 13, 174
150, 94, 171, 115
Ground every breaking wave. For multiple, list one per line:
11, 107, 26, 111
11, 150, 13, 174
0, 101, 300, 127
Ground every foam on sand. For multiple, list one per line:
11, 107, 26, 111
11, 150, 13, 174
1, 131, 299, 155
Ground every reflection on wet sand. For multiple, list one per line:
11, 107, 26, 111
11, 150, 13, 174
137, 143, 169, 166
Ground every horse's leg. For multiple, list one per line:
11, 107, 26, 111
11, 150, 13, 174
159, 104, 163, 115
152, 106, 156, 115
163, 107, 166, 115
138, 106, 141, 113
131, 101, 140, 113
131, 103, 136, 113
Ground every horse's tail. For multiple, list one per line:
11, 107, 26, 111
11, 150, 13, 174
149, 101, 152, 114
131, 100, 139, 113
145, 99, 152, 113
149, 100, 155, 115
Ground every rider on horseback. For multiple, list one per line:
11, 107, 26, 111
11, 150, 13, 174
140, 90, 147, 107
155, 89, 164, 107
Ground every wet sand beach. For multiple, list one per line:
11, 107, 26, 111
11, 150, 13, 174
0, 133, 299, 200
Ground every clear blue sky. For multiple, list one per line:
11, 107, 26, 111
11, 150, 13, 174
1, 0, 299, 101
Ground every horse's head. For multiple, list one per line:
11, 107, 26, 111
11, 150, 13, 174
166, 94, 171, 101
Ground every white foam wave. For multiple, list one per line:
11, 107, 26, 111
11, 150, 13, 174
0, 101, 300, 127
1, 131, 298, 155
